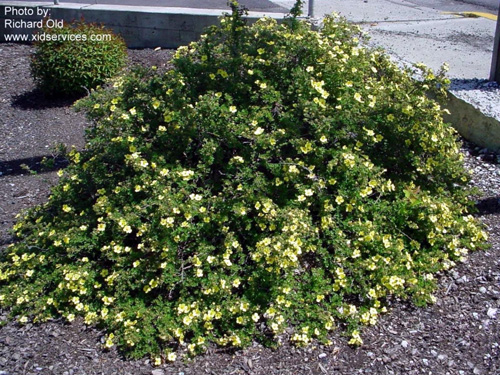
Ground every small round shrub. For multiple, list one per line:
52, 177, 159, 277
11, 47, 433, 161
0, 3, 488, 363
30, 19, 127, 97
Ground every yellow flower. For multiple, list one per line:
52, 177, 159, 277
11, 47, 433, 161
231, 335, 242, 346
348, 330, 363, 345
254, 127, 264, 135
217, 69, 228, 78
231, 156, 244, 163
102, 296, 115, 306
177, 303, 189, 314
364, 128, 375, 137
300, 142, 313, 154
104, 333, 115, 348
240, 301, 249, 312
335, 195, 344, 205
178, 170, 194, 180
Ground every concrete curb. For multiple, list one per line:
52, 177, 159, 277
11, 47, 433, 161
0, 1, 286, 48
444, 92, 500, 153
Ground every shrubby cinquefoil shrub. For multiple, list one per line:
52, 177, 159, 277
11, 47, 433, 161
0, 2, 488, 363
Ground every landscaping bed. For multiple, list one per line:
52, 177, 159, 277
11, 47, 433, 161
1, 42, 500, 375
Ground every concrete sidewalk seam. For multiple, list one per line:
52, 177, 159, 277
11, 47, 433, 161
363, 16, 496, 26
355, 16, 460, 24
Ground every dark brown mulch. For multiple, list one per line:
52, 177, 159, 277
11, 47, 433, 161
1, 43, 500, 375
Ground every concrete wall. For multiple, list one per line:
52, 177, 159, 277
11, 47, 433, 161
0, 2, 285, 48
444, 92, 500, 153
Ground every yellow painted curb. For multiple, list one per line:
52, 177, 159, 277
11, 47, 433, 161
442, 11, 497, 21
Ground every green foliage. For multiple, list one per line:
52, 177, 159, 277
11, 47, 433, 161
288, 0, 304, 18
30, 19, 127, 97
0, 6, 488, 364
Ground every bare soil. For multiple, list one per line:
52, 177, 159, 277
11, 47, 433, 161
1, 43, 500, 375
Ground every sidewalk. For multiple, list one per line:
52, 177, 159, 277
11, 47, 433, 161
276, 0, 498, 80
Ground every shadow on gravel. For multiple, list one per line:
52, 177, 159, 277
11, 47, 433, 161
11, 89, 81, 110
476, 196, 500, 216
449, 78, 499, 92
0, 155, 69, 177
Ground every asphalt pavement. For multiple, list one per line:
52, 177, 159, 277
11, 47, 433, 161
6, 0, 288, 13
403, 0, 498, 12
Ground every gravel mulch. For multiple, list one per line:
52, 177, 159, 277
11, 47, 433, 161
1, 43, 500, 375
